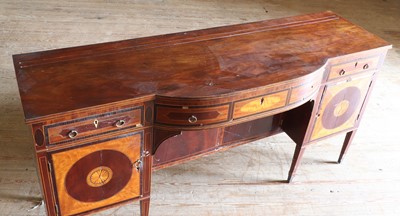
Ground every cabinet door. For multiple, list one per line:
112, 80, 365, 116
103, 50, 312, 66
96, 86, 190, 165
50, 132, 142, 215
310, 76, 372, 141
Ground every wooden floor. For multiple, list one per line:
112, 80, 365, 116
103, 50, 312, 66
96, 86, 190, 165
1, 1, 400, 215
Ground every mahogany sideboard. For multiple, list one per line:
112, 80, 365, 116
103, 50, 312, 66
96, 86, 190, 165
13, 11, 391, 216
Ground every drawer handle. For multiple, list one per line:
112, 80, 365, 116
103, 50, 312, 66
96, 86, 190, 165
68, 130, 78, 139
188, 115, 198, 124
339, 69, 346, 76
115, 120, 126, 128
363, 64, 369, 69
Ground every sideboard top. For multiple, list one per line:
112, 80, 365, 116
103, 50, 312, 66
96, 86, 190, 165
13, 11, 391, 122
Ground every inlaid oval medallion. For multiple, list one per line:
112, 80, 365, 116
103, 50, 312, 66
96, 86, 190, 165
322, 86, 361, 129
65, 150, 132, 202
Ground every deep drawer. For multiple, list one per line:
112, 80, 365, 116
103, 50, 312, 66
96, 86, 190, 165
45, 107, 143, 145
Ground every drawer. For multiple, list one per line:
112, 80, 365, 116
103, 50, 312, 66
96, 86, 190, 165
289, 81, 319, 104
45, 107, 143, 145
328, 56, 380, 80
233, 90, 288, 119
155, 104, 229, 126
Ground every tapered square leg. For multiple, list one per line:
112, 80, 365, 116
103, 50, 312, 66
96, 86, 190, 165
287, 144, 306, 183
338, 130, 357, 164
140, 198, 150, 216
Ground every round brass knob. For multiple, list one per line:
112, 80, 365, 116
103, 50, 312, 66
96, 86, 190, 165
188, 115, 198, 124
68, 130, 78, 139
115, 120, 126, 128
363, 64, 369, 69
339, 69, 346, 76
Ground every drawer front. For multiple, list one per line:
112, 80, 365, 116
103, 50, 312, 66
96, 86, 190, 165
233, 90, 288, 119
310, 76, 372, 141
289, 81, 319, 104
50, 133, 142, 216
328, 56, 379, 80
45, 107, 143, 145
155, 104, 229, 126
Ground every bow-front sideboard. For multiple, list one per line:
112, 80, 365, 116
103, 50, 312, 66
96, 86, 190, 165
13, 11, 391, 216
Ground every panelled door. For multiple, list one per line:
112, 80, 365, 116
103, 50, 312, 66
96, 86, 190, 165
310, 75, 373, 141
49, 133, 142, 215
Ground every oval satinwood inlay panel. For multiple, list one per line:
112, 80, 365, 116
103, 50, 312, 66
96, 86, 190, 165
65, 150, 132, 202
322, 86, 361, 129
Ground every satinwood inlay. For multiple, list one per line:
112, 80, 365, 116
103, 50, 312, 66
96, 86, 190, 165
87, 166, 113, 187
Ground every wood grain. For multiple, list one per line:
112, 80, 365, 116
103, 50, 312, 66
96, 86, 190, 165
13, 11, 390, 122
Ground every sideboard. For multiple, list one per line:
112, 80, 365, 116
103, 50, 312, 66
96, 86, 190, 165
13, 11, 391, 216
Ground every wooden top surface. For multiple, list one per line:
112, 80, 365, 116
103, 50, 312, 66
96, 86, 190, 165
13, 11, 390, 121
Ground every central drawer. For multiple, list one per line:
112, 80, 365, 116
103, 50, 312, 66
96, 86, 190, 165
155, 104, 230, 126
233, 90, 289, 119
